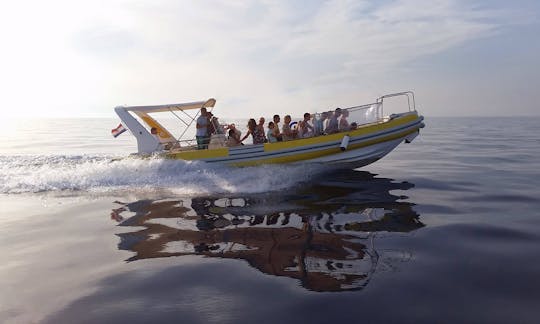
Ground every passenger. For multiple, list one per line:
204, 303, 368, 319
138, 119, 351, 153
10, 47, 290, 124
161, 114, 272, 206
267, 121, 278, 143
298, 112, 314, 138
240, 118, 257, 144
314, 112, 328, 135
273, 114, 283, 141
150, 127, 159, 141
322, 112, 330, 130
324, 110, 333, 130
226, 129, 241, 147
325, 108, 341, 134
207, 112, 216, 135
215, 116, 225, 134
350, 122, 358, 130
208, 113, 224, 135
227, 123, 241, 140
282, 115, 297, 141
253, 117, 266, 144
258, 117, 266, 133
297, 120, 306, 137
339, 109, 350, 131
150, 127, 164, 150
196, 107, 209, 149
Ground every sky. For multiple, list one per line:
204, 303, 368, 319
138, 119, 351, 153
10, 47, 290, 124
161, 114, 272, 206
0, 0, 539, 118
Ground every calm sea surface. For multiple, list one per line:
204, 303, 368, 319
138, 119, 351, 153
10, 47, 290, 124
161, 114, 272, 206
1, 117, 539, 323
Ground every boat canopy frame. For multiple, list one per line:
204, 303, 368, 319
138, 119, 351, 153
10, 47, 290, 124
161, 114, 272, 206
120, 98, 216, 113
115, 98, 216, 153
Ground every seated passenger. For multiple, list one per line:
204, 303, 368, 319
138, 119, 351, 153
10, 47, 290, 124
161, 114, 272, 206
150, 127, 164, 150
350, 122, 358, 130
324, 111, 333, 130
227, 123, 241, 140
339, 109, 350, 131
273, 115, 283, 141
266, 121, 278, 143
226, 129, 241, 147
282, 115, 297, 141
298, 112, 314, 138
325, 108, 341, 134
150, 127, 159, 141
258, 117, 267, 141
313, 112, 328, 136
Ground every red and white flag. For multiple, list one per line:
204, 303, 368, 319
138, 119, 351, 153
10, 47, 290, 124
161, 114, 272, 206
111, 124, 127, 138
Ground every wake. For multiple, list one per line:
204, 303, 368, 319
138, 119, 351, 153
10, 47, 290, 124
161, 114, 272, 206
0, 155, 326, 194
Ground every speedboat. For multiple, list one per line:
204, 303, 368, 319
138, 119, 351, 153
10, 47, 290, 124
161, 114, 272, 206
113, 91, 424, 168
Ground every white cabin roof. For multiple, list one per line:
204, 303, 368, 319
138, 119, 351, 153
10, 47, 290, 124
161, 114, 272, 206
118, 98, 216, 113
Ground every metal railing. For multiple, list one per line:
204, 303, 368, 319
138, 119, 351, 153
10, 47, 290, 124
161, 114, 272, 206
375, 91, 416, 117
339, 91, 416, 126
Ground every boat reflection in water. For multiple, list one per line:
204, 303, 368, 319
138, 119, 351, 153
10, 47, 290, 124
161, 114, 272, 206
110, 170, 424, 292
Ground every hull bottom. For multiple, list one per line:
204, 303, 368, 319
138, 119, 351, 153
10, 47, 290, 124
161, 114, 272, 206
301, 137, 404, 167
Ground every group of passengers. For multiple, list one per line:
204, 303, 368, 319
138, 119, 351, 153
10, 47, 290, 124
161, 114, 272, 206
195, 107, 358, 149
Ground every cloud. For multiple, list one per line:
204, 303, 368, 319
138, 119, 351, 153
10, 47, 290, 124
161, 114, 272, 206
94, 0, 505, 115
0, 0, 532, 117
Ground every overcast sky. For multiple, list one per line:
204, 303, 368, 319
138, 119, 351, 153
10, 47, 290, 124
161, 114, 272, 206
1, 0, 538, 118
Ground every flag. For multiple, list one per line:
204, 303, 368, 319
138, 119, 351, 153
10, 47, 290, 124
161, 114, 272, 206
111, 124, 127, 138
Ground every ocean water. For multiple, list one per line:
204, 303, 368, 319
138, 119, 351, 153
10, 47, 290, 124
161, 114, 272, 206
1, 117, 540, 323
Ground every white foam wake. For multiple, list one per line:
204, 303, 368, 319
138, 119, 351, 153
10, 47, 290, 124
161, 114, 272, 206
0, 155, 326, 195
